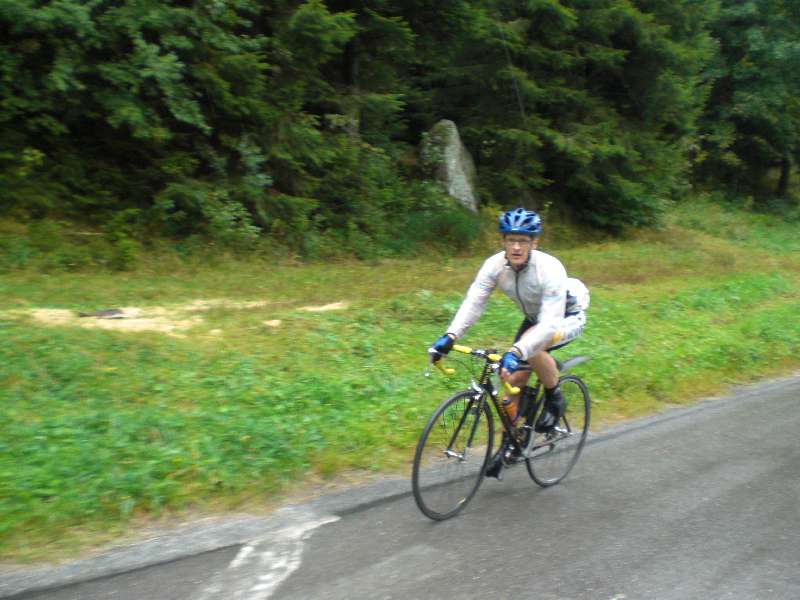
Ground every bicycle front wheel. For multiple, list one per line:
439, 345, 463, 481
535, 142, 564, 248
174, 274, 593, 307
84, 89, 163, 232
526, 374, 590, 487
412, 391, 494, 520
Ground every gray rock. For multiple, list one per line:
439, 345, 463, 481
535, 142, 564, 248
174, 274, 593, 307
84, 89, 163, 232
78, 309, 124, 319
421, 120, 478, 212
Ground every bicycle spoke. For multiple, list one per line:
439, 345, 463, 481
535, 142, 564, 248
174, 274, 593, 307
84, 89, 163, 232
412, 392, 493, 520
526, 375, 590, 487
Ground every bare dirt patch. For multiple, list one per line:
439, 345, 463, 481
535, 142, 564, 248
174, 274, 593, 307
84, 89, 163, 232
28, 309, 74, 326
13, 298, 351, 336
183, 299, 270, 312
297, 301, 349, 312
26, 307, 201, 336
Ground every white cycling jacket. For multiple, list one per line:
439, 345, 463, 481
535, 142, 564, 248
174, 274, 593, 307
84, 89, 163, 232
446, 250, 569, 360
565, 276, 590, 314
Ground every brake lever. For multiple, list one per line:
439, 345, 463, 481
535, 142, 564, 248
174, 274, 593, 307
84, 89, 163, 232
425, 350, 455, 377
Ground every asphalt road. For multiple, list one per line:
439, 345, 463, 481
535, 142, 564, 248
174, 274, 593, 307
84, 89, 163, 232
9, 375, 800, 599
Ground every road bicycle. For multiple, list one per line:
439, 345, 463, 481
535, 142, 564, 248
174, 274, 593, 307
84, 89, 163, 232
411, 344, 591, 520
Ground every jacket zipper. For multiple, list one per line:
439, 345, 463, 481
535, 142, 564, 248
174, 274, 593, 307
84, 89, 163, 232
514, 268, 531, 319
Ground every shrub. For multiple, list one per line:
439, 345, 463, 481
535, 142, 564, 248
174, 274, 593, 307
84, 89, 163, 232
27, 221, 65, 253
0, 235, 31, 271
397, 203, 484, 252
109, 237, 139, 271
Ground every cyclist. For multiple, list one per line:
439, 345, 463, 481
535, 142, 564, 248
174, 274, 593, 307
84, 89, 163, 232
428, 207, 588, 478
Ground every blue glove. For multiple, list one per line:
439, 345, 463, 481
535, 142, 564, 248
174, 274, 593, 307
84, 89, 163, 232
429, 334, 454, 358
500, 350, 522, 374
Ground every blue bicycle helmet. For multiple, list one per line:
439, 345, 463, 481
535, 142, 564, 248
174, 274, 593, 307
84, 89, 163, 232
498, 208, 542, 236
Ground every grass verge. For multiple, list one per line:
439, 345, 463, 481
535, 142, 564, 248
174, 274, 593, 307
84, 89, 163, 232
1, 198, 799, 561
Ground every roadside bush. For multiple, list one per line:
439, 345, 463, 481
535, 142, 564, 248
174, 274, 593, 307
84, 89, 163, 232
153, 181, 261, 249
52, 245, 93, 272
398, 203, 484, 252
108, 237, 139, 271
27, 220, 64, 253
0, 234, 31, 271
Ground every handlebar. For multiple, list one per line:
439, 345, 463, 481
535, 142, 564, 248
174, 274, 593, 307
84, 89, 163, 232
428, 344, 521, 396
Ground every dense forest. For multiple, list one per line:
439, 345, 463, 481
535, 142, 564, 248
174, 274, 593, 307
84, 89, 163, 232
2, 0, 799, 257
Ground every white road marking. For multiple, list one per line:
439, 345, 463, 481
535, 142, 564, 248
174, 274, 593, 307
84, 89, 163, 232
198, 508, 339, 600
228, 544, 254, 569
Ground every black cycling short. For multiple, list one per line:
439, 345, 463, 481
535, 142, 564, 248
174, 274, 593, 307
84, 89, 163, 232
513, 317, 537, 345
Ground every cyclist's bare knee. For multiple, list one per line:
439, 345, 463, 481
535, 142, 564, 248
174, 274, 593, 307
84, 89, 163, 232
529, 351, 559, 388
506, 369, 531, 388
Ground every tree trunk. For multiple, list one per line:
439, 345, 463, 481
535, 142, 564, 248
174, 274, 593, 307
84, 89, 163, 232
343, 40, 359, 87
777, 150, 791, 197
342, 41, 361, 139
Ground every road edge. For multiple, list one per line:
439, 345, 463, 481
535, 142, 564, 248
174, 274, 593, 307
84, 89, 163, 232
2, 371, 799, 598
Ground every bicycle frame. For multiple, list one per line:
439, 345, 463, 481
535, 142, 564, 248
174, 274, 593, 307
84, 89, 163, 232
436, 349, 575, 460
444, 353, 540, 456
491, 375, 578, 460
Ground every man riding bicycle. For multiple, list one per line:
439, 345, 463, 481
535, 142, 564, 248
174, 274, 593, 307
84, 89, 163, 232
429, 207, 588, 478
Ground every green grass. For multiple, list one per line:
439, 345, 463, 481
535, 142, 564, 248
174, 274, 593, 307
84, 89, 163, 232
1, 197, 799, 561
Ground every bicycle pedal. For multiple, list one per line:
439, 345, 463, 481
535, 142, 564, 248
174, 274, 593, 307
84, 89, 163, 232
503, 447, 524, 464
544, 427, 567, 441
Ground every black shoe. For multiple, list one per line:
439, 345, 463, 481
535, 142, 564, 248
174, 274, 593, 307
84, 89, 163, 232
535, 386, 565, 433
484, 451, 504, 479
484, 437, 510, 479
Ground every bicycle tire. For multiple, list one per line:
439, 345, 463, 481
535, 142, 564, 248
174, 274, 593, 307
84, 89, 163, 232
526, 374, 590, 487
412, 390, 494, 520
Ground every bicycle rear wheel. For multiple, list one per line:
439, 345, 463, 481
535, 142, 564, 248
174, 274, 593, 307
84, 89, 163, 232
412, 391, 494, 520
526, 374, 589, 487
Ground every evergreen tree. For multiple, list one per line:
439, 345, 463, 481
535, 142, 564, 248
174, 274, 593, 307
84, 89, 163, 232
0, 1, 363, 245
402, 0, 717, 229
6, 0, 792, 251
697, 0, 800, 201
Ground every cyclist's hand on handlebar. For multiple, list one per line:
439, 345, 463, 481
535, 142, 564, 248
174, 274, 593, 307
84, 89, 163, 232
500, 349, 522, 378
428, 333, 455, 361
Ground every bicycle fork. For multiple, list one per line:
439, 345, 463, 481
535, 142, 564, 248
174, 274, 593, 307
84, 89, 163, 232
444, 391, 486, 461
